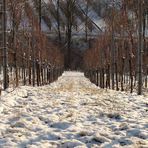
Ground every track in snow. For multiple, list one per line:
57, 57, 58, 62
0, 72, 148, 148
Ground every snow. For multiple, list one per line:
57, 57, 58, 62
0, 71, 148, 148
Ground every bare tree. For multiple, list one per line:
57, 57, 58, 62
137, 0, 143, 95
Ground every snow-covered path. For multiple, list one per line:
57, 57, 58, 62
0, 72, 148, 148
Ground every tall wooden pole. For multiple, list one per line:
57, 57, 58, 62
32, 19, 36, 87
3, 0, 8, 89
111, 8, 115, 90
39, 0, 41, 30
57, 0, 61, 42
85, 0, 88, 42
137, 0, 143, 95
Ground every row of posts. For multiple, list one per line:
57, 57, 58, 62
7, 61, 64, 88
84, 69, 107, 89
30, 60, 64, 86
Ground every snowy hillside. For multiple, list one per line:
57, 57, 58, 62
28, 0, 106, 34
0, 72, 147, 147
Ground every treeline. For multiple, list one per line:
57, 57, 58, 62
84, 0, 148, 94
33, 0, 106, 68
0, 0, 64, 89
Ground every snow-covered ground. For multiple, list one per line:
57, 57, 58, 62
0, 72, 148, 148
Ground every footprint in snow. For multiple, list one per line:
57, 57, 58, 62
92, 133, 111, 144
50, 122, 71, 130
11, 121, 27, 128
118, 138, 133, 146
127, 129, 148, 139
61, 139, 84, 148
